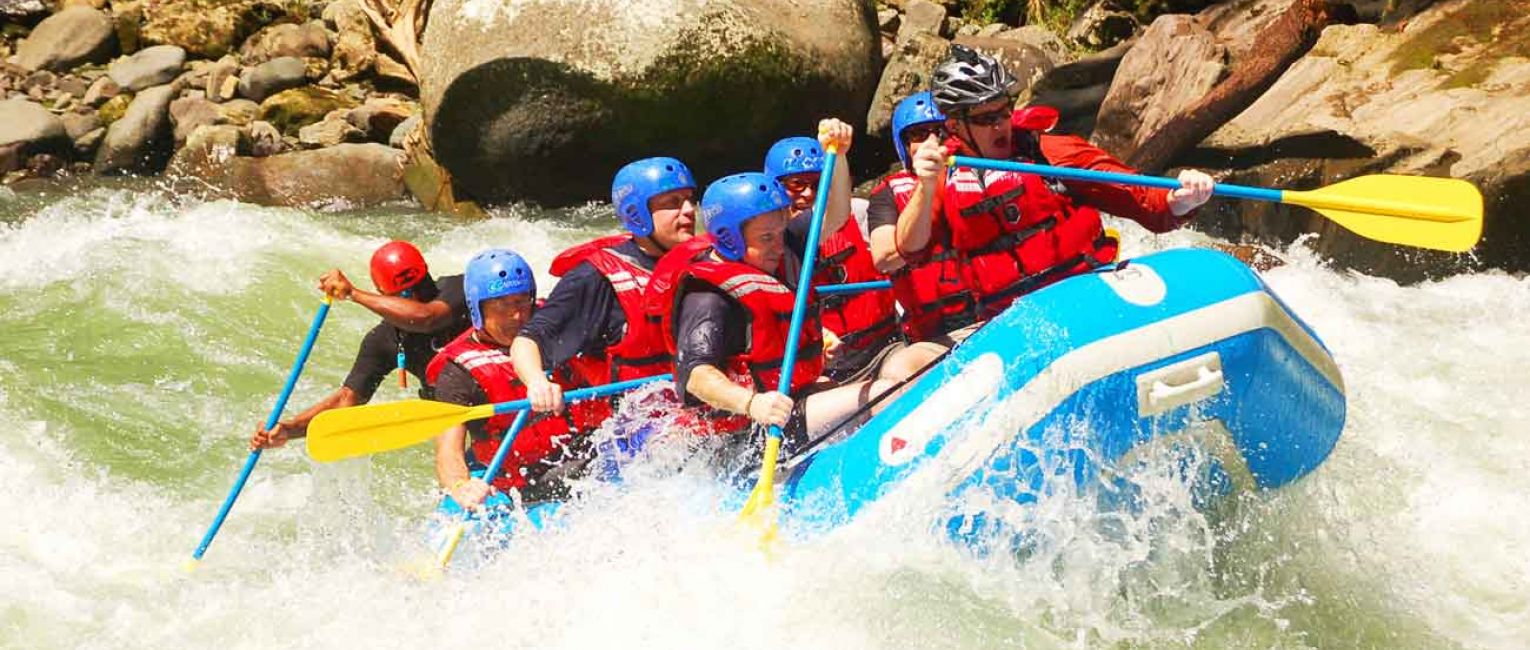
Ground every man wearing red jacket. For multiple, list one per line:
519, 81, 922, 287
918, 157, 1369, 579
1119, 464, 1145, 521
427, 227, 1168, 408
869, 45, 1216, 381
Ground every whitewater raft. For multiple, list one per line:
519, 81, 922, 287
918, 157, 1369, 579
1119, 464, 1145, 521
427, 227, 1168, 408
781, 247, 1345, 542
435, 247, 1345, 554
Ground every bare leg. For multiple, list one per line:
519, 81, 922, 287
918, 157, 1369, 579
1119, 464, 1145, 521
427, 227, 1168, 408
878, 342, 946, 383
802, 379, 895, 441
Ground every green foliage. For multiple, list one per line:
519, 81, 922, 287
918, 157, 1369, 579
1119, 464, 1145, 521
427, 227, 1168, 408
961, 0, 1026, 26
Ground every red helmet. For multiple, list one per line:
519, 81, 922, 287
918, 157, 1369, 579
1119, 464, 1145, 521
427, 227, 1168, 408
369, 240, 429, 294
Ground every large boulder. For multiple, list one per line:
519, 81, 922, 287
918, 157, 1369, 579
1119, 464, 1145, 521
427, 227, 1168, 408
107, 44, 187, 92
172, 138, 407, 207
1092, 15, 1227, 162
1195, 0, 1530, 279
94, 82, 177, 174
418, 0, 880, 205
14, 7, 117, 72
140, 0, 293, 60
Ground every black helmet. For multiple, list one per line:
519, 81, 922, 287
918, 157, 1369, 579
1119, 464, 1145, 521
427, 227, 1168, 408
930, 44, 1017, 115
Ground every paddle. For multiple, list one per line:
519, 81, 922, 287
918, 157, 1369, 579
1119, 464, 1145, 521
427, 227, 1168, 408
187, 297, 332, 570
816, 279, 892, 296
737, 144, 840, 532
951, 156, 1483, 253
434, 408, 531, 569
305, 374, 672, 462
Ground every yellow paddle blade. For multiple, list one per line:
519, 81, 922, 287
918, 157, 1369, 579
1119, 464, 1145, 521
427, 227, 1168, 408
1284, 174, 1483, 253
306, 400, 495, 462
737, 436, 782, 525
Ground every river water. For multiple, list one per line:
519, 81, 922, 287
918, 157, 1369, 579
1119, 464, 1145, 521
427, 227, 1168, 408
1, 179, 1526, 649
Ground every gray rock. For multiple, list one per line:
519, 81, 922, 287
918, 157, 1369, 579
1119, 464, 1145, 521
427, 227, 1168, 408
60, 111, 101, 141
94, 83, 177, 174
297, 110, 365, 147
419, 0, 879, 205
246, 120, 283, 157
1092, 15, 1225, 162
240, 21, 332, 66
81, 76, 120, 107
327, 0, 376, 82
15, 7, 117, 72
898, 0, 947, 43
108, 45, 186, 92
346, 97, 413, 142
1065, 0, 1138, 50
953, 34, 1067, 96
169, 95, 221, 145
238, 57, 307, 102
57, 76, 91, 99
388, 113, 419, 148
203, 57, 240, 102
0, 0, 49, 21
0, 98, 69, 151
865, 31, 949, 138
168, 124, 249, 176
74, 126, 105, 156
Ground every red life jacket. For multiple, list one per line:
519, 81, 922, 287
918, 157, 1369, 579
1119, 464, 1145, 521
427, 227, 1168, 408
547, 233, 672, 429
650, 236, 825, 435
425, 330, 575, 492
876, 171, 980, 342
940, 146, 1119, 320
812, 219, 899, 352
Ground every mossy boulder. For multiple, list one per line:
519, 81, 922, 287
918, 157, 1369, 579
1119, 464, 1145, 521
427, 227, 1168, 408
258, 86, 357, 135
140, 0, 296, 60
418, 0, 880, 206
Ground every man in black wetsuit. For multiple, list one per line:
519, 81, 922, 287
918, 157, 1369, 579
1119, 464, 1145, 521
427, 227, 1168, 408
249, 240, 472, 450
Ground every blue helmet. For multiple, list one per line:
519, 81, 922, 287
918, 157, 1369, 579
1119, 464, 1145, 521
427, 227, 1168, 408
463, 248, 536, 330
611, 157, 696, 237
891, 92, 945, 169
762, 136, 824, 181
701, 172, 791, 261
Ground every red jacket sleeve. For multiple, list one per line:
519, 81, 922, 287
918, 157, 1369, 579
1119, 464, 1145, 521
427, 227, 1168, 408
1038, 134, 1190, 234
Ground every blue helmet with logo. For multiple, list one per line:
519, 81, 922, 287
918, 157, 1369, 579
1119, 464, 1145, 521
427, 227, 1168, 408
463, 248, 535, 330
611, 157, 696, 237
762, 136, 824, 182
701, 172, 791, 261
891, 92, 945, 169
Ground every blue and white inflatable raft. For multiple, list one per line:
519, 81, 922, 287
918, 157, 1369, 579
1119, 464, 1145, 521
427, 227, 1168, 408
781, 247, 1345, 542
434, 247, 1345, 555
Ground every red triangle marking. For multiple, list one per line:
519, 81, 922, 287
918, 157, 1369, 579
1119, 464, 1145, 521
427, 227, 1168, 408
889, 437, 907, 454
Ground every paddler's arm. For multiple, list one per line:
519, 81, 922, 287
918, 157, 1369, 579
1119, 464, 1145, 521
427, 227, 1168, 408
675, 290, 792, 428
318, 268, 455, 333
249, 386, 359, 450
435, 423, 490, 509
884, 135, 947, 264
817, 118, 855, 238
685, 365, 793, 428
510, 336, 563, 413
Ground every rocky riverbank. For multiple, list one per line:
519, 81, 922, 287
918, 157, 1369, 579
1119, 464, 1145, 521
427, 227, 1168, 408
1, 0, 1525, 279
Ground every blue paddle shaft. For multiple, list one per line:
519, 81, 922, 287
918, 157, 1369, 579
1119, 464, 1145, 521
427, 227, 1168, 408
481, 409, 532, 481
192, 300, 331, 561
950, 155, 1284, 203
816, 280, 891, 296
488, 374, 673, 416
768, 148, 839, 441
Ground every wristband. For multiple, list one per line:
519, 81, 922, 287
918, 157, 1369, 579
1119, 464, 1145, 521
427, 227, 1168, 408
742, 391, 757, 416
447, 477, 471, 494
